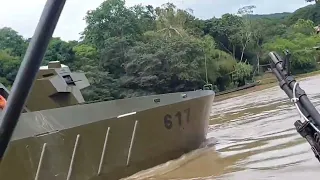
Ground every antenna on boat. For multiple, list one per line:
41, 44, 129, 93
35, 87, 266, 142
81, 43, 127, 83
202, 48, 213, 90
0, 0, 66, 161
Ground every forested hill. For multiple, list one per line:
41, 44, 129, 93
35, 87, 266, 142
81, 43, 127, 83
247, 12, 292, 19
287, 4, 320, 24
0, 0, 319, 102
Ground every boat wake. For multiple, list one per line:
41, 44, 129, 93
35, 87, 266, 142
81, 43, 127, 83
122, 137, 219, 180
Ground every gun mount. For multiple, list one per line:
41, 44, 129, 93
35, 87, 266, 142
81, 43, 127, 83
27, 61, 90, 111
0, 61, 90, 112
269, 50, 320, 162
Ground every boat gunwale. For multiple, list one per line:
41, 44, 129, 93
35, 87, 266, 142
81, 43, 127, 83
10, 90, 215, 141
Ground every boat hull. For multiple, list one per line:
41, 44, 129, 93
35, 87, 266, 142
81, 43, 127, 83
0, 90, 215, 180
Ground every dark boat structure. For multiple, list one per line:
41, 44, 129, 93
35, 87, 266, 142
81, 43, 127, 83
0, 61, 214, 179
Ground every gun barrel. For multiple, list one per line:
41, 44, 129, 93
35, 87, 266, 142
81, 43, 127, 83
269, 52, 282, 66
269, 50, 320, 162
268, 52, 320, 126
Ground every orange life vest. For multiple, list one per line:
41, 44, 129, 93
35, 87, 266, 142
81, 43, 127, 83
0, 95, 7, 109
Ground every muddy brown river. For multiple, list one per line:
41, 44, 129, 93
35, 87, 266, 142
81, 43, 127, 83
124, 75, 320, 180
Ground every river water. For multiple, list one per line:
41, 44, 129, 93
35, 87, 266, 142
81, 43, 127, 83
125, 75, 320, 180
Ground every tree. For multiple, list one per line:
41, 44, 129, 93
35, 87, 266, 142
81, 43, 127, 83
233, 62, 253, 86
200, 35, 218, 84
305, 0, 319, 4
291, 19, 316, 35
0, 50, 21, 86
237, 5, 257, 62
44, 38, 76, 66
204, 14, 243, 59
73, 44, 121, 101
122, 34, 206, 94
0, 27, 27, 57
154, 3, 190, 38
131, 5, 157, 33
82, 0, 143, 48
287, 3, 320, 25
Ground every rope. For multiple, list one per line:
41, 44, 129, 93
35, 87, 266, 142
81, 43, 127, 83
291, 82, 320, 133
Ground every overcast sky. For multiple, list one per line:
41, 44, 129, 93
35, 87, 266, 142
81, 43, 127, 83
0, 0, 314, 41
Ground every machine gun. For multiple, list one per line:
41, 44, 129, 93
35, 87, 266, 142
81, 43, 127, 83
269, 51, 320, 162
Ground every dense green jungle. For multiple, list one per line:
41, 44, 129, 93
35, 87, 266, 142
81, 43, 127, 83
0, 0, 319, 101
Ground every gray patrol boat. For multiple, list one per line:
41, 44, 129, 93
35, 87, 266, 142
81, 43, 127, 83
0, 61, 215, 179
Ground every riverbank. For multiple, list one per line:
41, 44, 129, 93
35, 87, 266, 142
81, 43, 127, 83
214, 70, 320, 102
